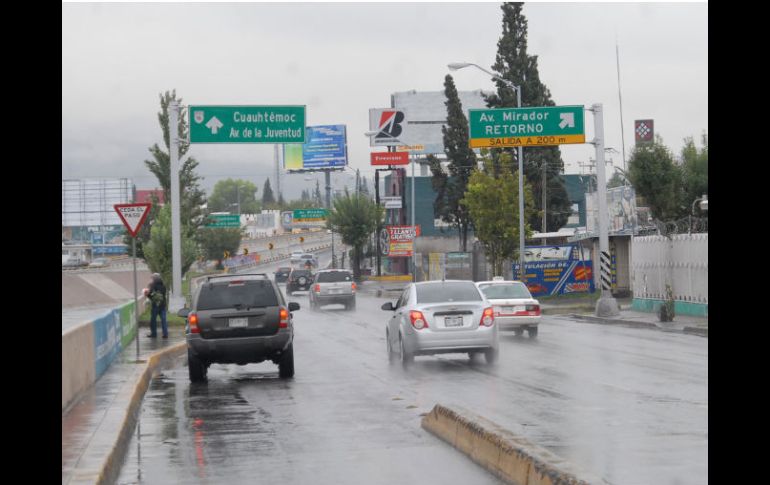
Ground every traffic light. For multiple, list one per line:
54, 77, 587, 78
268, 243, 274, 250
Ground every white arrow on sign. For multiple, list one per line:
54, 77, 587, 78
559, 113, 575, 129
206, 116, 224, 134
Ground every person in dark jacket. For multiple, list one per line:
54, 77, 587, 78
147, 273, 168, 338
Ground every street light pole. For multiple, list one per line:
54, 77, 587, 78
411, 152, 416, 282
448, 62, 526, 281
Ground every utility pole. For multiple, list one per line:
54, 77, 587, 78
590, 103, 619, 317
168, 100, 183, 312
324, 170, 331, 208
542, 162, 547, 245
274, 144, 281, 202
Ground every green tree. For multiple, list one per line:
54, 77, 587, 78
300, 189, 310, 202
326, 193, 384, 280
313, 180, 323, 207
208, 179, 260, 214
262, 178, 276, 207
484, 2, 572, 233
462, 150, 535, 276
143, 205, 198, 288
607, 172, 627, 189
680, 132, 708, 215
429, 74, 477, 252
126, 90, 207, 255
627, 135, 683, 220
197, 226, 243, 264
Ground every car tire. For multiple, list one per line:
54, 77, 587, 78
188, 348, 207, 383
400, 336, 413, 368
484, 348, 499, 365
278, 343, 295, 378
528, 327, 538, 338
514, 328, 524, 337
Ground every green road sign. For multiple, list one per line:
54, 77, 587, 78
468, 105, 585, 148
189, 105, 305, 144
205, 214, 241, 228
293, 208, 328, 222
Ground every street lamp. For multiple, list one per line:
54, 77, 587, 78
689, 194, 708, 234
449, 61, 526, 281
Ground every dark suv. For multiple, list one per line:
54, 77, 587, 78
286, 268, 313, 295
274, 267, 291, 283
178, 274, 299, 382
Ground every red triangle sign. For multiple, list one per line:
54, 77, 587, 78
114, 203, 152, 238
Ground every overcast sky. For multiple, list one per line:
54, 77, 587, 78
62, 1, 708, 199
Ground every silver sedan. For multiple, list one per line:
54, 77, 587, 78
382, 280, 499, 367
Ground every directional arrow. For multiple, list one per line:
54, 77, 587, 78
559, 112, 575, 129
206, 116, 224, 134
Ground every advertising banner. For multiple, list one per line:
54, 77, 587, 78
284, 125, 347, 171
93, 309, 122, 379
586, 185, 638, 235
383, 225, 418, 257
512, 244, 595, 296
369, 109, 407, 147
118, 300, 137, 349
371, 152, 409, 166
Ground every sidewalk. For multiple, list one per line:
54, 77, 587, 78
569, 308, 708, 337
62, 326, 186, 484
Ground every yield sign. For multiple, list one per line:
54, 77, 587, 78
114, 203, 152, 237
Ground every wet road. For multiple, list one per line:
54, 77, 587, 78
117, 263, 707, 485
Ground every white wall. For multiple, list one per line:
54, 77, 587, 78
631, 234, 708, 303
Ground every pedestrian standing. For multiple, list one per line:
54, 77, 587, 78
147, 273, 168, 338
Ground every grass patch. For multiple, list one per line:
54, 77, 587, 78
138, 304, 187, 327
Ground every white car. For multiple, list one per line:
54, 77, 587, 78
475, 279, 541, 338
382, 280, 499, 367
89, 257, 110, 268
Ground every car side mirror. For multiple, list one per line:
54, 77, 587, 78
177, 308, 190, 318
381, 302, 395, 311
288, 302, 300, 312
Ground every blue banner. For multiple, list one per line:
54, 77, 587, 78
93, 309, 123, 378
512, 244, 595, 296
284, 124, 347, 171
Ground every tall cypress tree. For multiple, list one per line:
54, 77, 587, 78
485, 2, 571, 233
262, 178, 275, 206
430, 74, 477, 251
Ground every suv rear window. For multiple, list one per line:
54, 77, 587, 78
416, 282, 482, 304
197, 280, 279, 311
316, 271, 352, 283
291, 270, 311, 277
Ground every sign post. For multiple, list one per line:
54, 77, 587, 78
114, 203, 152, 358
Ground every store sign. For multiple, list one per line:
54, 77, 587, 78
512, 245, 595, 296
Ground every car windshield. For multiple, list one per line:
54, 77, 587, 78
197, 279, 278, 310
301, 255, 313, 259
478, 282, 532, 299
316, 271, 352, 283
416, 282, 482, 304
292, 270, 311, 277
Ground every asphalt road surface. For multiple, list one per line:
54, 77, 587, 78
116, 254, 707, 485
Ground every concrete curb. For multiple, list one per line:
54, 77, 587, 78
90, 342, 187, 485
421, 404, 606, 485
683, 326, 708, 337
569, 314, 708, 338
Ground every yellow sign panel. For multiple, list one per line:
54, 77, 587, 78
469, 134, 585, 149
396, 144, 424, 151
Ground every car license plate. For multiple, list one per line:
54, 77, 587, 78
514, 306, 525, 313
329, 288, 342, 294
503, 306, 515, 313
229, 318, 248, 328
445, 316, 463, 327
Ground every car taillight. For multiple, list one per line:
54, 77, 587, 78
189, 313, 200, 334
526, 304, 541, 316
480, 307, 494, 327
351, 282, 356, 293
409, 310, 428, 330
314, 284, 321, 292
279, 307, 289, 328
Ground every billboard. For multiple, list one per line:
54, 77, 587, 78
284, 124, 347, 171
369, 109, 407, 147
380, 225, 418, 257
512, 244, 595, 297
62, 178, 133, 227
390, 90, 492, 155
586, 185, 638, 235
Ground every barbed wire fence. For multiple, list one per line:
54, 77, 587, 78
638, 216, 708, 237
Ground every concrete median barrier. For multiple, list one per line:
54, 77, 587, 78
62, 322, 95, 411
421, 404, 606, 485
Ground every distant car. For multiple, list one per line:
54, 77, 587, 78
476, 280, 541, 338
382, 280, 499, 367
309, 269, 356, 310
274, 267, 291, 283
177, 273, 299, 382
300, 253, 317, 268
286, 268, 313, 295
62, 257, 88, 268
88, 257, 110, 268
